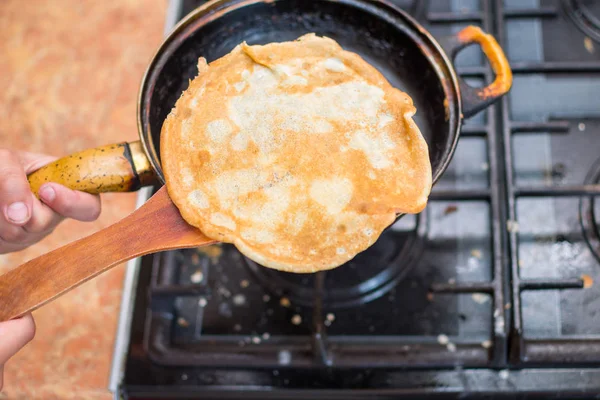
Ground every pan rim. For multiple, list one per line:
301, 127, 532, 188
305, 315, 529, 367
137, 0, 463, 186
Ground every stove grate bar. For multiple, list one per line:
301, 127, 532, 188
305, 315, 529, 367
515, 185, 600, 197
519, 338, 600, 365
430, 281, 494, 294
504, 7, 558, 19
520, 278, 584, 291
512, 62, 600, 73
427, 11, 481, 24
511, 120, 571, 134
429, 189, 490, 201
460, 125, 488, 137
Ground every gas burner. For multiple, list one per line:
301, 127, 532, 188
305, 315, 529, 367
244, 213, 427, 309
563, 0, 600, 43
579, 157, 600, 264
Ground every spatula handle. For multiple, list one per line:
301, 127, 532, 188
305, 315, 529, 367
0, 187, 214, 321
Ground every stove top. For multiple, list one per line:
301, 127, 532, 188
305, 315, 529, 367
112, 0, 600, 398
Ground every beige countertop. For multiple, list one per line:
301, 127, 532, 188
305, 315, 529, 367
0, 0, 168, 398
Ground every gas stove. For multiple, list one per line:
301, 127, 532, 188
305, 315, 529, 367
110, 0, 600, 398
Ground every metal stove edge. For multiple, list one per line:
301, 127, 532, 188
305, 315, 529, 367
109, 3, 184, 396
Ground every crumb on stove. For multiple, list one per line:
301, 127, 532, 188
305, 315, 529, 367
471, 293, 489, 304
263, 294, 271, 302
579, 122, 586, 131
582, 274, 593, 289
262, 332, 271, 340
252, 336, 261, 344
280, 297, 291, 308
437, 334, 449, 345
324, 320, 332, 327
191, 270, 204, 283
191, 253, 200, 265
481, 340, 492, 349
446, 342, 457, 352
427, 292, 434, 302
233, 294, 246, 306
584, 37, 595, 54
499, 370, 509, 380
448, 278, 456, 284
504, 302, 511, 310
177, 317, 189, 327
444, 205, 458, 216
198, 297, 208, 307
234, 324, 242, 331
326, 313, 336, 322
291, 314, 302, 325
470, 249, 482, 259
240, 279, 250, 288
506, 220, 519, 233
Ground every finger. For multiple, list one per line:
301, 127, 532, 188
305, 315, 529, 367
17, 152, 57, 174
22, 194, 63, 235
0, 150, 33, 226
39, 183, 101, 222
0, 314, 36, 365
0, 221, 28, 244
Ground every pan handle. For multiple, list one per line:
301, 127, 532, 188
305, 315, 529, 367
439, 26, 512, 118
27, 141, 158, 197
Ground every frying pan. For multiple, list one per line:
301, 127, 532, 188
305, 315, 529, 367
0, 0, 512, 321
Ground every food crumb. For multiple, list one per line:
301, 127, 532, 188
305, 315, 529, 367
584, 37, 595, 54
240, 279, 250, 288
198, 297, 208, 307
437, 334, 449, 345
472, 293, 489, 304
326, 313, 336, 322
177, 317, 189, 327
191, 270, 204, 283
481, 340, 492, 349
470, 249, 482, 259
446, 342, 456, 352
504, 302, 512, 310
579, 122, 586, 131
234, 324, 242, 331
263, 294, 271, 302
291, 314, 302, 325
280, 297, 291, 308
252, 336, 261, 344
582, 274, 593, 289
427, 292, 434, 302
506, 220, 520, 233
262, 332, 271, 340
499, 370, 509, 380
444, 205, 458, 216
191, 253, 200, 265
233, 294, 246, 306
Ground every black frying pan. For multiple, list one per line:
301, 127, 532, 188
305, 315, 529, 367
28, 0, 512, 204
6, 0, 514, 321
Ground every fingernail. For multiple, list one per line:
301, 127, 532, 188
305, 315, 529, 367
39, 185, 56, 202
6, 202, 29, 224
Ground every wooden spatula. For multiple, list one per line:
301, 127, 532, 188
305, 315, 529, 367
0, 187, 216, 321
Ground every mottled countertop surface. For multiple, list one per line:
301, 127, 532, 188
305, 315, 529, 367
0, 1, 167, 398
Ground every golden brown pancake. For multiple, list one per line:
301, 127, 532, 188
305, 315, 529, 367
161, 34, 432, 273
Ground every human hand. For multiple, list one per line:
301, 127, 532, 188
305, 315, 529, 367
0, 314, 35, 391
0, 149, 102, 254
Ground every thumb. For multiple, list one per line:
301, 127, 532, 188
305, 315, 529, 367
0, 314, 36, 365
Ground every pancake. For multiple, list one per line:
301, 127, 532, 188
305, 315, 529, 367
160, 34, 432, 273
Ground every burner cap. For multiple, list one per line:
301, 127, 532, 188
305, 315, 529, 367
579, 157, 600, 264
244, 213, 427, 309
563, 0, 600, 43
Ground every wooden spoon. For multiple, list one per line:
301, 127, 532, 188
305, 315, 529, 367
0, 187, 215, 321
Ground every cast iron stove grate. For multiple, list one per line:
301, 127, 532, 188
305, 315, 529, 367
119, 0, 600, 398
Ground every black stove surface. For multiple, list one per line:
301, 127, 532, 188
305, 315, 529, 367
121, 0, 600, 398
